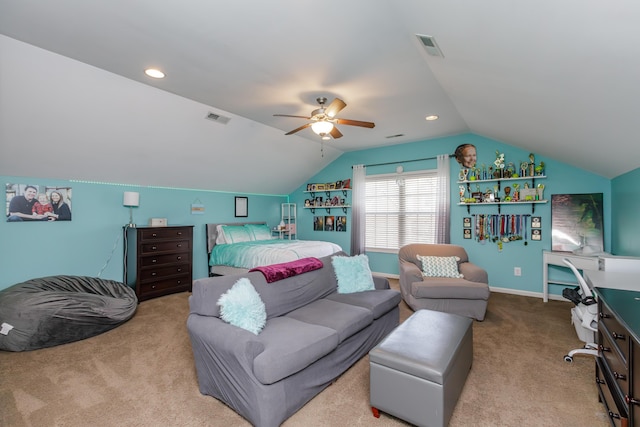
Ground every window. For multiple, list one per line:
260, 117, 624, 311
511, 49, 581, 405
365, 170, 439, 251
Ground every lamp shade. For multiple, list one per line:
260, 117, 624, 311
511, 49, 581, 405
311, 120, 334, 135
123, 191, 140, 207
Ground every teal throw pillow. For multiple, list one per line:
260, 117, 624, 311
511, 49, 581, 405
244, 224, 273, 241
416, 255, 464, 278
220, 225, 253, 243
331, 254, 375, 294
216, 278, 266, 334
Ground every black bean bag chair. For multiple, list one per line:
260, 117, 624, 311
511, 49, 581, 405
0, 275, 137, 352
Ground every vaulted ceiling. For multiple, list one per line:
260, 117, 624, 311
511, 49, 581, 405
1, 1, 639, 194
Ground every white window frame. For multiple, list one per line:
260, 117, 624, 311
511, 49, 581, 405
364, 169, 439, 253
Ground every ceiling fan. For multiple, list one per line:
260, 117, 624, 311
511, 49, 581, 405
274, 97, 375, 140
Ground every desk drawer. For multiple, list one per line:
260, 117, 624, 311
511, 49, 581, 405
141, 240, 190, 254
600, 331, 629, 395
601, 304, 630, 364
596, 359, 629, 427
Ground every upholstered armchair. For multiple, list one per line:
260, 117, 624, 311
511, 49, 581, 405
398, 244, 490, 321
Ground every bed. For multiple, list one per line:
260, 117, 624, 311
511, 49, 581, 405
206, 222, 343, 276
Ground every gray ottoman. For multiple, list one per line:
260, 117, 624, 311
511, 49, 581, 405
369, 309, 473, 427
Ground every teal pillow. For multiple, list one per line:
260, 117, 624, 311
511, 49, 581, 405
220, 225, 252, 243
244, 224, 273, 241
331, 254, 375, 294
216, 278, 266, 334
416, 255, 464, 278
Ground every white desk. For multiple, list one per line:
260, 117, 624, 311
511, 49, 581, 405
542, 250, 600, 302
585, 270, 640, 292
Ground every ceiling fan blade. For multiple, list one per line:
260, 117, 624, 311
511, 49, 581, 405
285, 123, 312, 135
325, 98, 347, 118
274, 114, 312, 119
336, 118, 375, 128
330, 126, 343, 139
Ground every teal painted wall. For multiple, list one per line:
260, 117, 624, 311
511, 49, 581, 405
291, 133, 611, 298
0, 175, 286, 290
611, 168, 640, 256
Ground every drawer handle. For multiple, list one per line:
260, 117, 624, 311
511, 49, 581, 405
177, 280, 182, 284
609, 411, 621, 420
152, 259, 157, 263
612, 332, 626, 341
177, 244, 182, 248
626, 395, 640, 406
599, 345, 611, 353
151, 246, 157, 250
613, 371, 627, 381
177, 268, 182, 272
152, 233, 157, 237
596, 378, 605, 385
151, 272, 157, 276
599, 312, 611, 319
151, 285, 156, 289
177, 232, 182, 235
177, 256, 182, 261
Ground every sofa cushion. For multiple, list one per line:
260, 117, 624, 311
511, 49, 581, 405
417, 255, 464, 278
286, 299, 373, 343
253, 317, 339, 385
325, 289, 401, 319
216, 278, 266, 335
332, 254, 375, 293
411, 279, 490, 300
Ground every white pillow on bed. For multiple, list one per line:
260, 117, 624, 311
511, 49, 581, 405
220, 225, 253, 244
215, 225, 228, 244
244, 224, 273, 241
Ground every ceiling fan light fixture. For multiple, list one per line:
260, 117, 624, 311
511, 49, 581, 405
321, 134, 331, 140
311, 120, 334, 135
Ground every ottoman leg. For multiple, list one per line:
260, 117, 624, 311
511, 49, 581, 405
371, 407, 380, 418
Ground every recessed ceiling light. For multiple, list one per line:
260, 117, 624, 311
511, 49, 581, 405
425, 115, 439, 121
144, 68, 165, 79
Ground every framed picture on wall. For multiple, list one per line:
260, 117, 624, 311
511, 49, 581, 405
6, 183, 73, 222
313, 216, 324, 231
532, 229, 542, 241
531, 217, 541, 228
551, 193, 604, 252
463, 228, 472, 239
235, 196, 248, 217
336, 216, 347, 232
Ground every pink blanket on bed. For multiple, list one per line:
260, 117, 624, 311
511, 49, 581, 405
249, 257, 324, 283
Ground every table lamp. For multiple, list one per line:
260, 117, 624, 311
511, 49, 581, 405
123, 191, 140, 228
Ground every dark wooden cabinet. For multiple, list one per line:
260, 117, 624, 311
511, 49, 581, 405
594, 287, 640, 427
125, 225, 193, 301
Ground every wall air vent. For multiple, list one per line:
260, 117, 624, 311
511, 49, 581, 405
205, 112, 231, 125
386, 134, 405, 139
415, 34, 444, 58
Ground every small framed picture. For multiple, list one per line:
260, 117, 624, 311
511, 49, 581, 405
463, 217, 472, 228
532, 229, 542, 241
463, 228, 472, 239
316, 183, 326, 191
531, 217, 541, 228
313, 216, 324, 231
234, 196, 248, 217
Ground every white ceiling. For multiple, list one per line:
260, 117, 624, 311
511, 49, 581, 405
1, 1, 639, 193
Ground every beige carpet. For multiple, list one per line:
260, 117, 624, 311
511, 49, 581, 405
0, 280, 610, 427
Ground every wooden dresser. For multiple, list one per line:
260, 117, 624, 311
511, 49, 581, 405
594, 287, 640, 427
125, 225, 194, 301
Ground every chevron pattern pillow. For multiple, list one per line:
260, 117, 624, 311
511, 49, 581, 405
417, 255, 464, 278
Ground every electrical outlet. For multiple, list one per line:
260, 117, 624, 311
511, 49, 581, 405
514, 267, 522, 276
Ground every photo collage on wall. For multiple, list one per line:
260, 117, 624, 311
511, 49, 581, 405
314, 215, 347, 232
6, 183, 73, 222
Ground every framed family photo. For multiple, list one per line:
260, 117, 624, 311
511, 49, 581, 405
6, 183, 72, 222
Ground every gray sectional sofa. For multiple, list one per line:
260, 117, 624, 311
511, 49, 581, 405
187, 251, 401, 427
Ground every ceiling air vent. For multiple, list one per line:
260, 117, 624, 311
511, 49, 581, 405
205, 112, 231, 125
415, 34, 444, 58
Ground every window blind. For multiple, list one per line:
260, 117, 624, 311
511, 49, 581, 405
365, 170, 438, 251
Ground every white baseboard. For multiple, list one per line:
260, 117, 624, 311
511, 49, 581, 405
373, 272, 567, 302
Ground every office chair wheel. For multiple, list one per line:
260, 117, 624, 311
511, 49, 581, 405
563, 355, 573, 363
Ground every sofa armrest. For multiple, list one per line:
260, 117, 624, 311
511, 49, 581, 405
373, 275, 390, 290
399, 259, 423, 286
459, 262, 488, 284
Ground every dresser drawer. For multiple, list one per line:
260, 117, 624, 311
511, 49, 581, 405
140, 263, 191, 281
596, 359, 629, 427
138, 275, 191, 295
601, 304, 630, 364
140, 252, 191, 267
140, 227, 191, 241
141, 239, 190, 254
